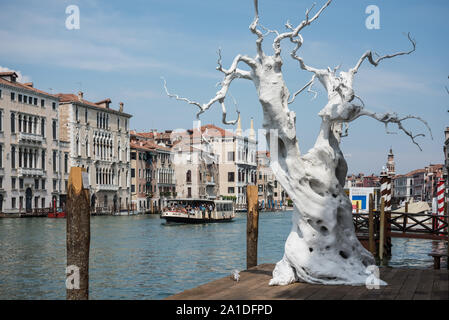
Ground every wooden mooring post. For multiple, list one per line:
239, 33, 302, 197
368, 194, 375, 255
379, 198, 385, 261
246, 185, 259, 269
66, 167, 90, 300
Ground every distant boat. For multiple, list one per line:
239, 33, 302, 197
48, 210, 66, 218
161, 199, 235, 224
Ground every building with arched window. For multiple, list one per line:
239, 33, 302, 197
0, 71, 63, 213
57, 92, 132, 214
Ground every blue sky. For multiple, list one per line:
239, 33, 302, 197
1, 0, 448, 175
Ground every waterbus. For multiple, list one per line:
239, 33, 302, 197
160, 199, 235, 224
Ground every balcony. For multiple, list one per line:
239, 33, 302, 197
18, 132, 43, 144
18, 168, 44, 177
96, 184, 120, 191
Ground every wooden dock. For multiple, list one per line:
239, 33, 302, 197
166, 264, 448, 300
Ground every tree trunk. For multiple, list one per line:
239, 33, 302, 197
251, 62, 375, 286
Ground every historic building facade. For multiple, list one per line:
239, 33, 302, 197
0, 72, 64, 213
256, 151, 287, 209
130, 132, 175, 212
172, 125, 220, 200
57, 92, 132, 213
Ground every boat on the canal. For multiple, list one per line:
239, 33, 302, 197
161, 199, 235, 224
48, 210, 66, 218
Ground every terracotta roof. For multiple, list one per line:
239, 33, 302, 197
130, 140, 171, 152
95, 98, 111, 105
56, 93, 101, 108
0, 71, 18, 77
406, 169, 426, 177
0, 77, 57, 98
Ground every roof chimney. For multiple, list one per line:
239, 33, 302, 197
78, 91, 84, 101
24, 82, 34, 88
119, 102, 124, 112
0, 71, 18, 82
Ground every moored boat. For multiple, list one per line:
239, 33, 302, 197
48, 211, 66, 218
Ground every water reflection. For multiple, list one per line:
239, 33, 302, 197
0, 211, 437, 299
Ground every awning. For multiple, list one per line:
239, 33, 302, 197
393, 201, 431, 214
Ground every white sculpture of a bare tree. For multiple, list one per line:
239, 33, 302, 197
164, 0, 431, 285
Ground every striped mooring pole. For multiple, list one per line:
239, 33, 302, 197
380, 172, 392, 257
436, 178, 445, 233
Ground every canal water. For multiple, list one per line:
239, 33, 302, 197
0, 211, 436, 299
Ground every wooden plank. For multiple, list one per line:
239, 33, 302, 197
395, 269, 423, 300
413, 269, 435, 300
166, 265, 448, 300
376, 268, 409, 300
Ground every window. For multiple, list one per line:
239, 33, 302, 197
34, 98, 38, 105
18, 94, 22, 103
10, 113, 15, 133
10, 92, 15, 101
28, 96, 32, 104
41, 119, 45, 137
53, 179, 57, 191
41, 150, 45, 170
228, 172, 235, 182
41, 99, 45, 107
75, 106, 79, 121
23, 95, 27, 103
228, 187, 235, 194
52, 120, 57, 139
131, 168, 135, 178
64, 154, 68, 173
0, 110, 2, 132
85, 109, 88, 123
0, 177, 2, 188
131, 184, 135, 192
34, 179, 39, 190
227, 151, 235, 162
186, 170, 192, 183
12, 198, 16, 209
41, 198, 45, 209
11, 177, 16, 189
19, 178, 23, 189
52, 102, 56, 110
11, 146, 15, 168
0, 89, 2, 98
53, 151, 57, 172
0, 145, 2, 167
131, 152, 136, 160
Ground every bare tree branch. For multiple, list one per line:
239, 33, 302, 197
359, 109, 433, 151
351, 33, 416, 75
162, 51, 254, 125
288, 75, 317, 104
273, 0, 332, 56
216, 49, 254, 79
250, 0, 265, 58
